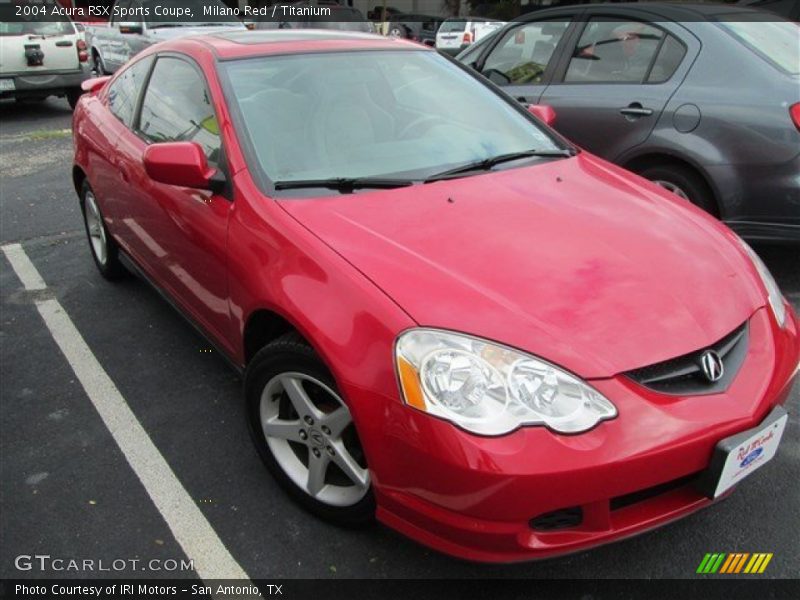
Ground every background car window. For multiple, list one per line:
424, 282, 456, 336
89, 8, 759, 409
565, 20, 665, 83
106, 56, 153, 127
647, 35, 686, 83
0, 19, 74, 36
138, 58, 221, 165
481, 21, 570, 85
717, 19, 800, 76
439, 19, 467, 33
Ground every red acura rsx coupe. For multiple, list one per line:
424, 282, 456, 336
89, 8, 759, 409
72, 31, 799, 562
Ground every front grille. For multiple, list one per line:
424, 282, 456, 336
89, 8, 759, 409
529, 507, 583, 531
626, 322, 748, 395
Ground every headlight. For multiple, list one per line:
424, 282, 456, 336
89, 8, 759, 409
737, 238, 787, 328
395, 329, 617, 436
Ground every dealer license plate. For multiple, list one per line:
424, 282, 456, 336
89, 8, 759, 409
698, 406, 787, 499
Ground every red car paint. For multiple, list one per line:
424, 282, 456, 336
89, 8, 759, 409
72, 34, 800, 562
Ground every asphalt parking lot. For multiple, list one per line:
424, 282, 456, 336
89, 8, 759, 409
1, 97, 798, 581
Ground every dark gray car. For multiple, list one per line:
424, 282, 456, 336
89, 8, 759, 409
456, 3, 800, 242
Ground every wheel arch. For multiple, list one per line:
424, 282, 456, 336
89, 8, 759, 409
243, 308, 307, 366
622, 151, 722, 218
72, 165, 87, 196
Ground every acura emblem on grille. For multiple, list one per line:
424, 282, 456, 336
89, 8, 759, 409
700, 350, 724, 383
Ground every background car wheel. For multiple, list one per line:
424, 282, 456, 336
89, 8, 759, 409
388, 25, 405, 38
245, 333, 375, 527
66, 88, 82, 110
92, 51, 106, 76
638, 164, 717, 216
80, 180, 125, 280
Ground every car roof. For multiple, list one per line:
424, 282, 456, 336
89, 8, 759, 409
181, 30, 426, 60
517, 1, 769, 20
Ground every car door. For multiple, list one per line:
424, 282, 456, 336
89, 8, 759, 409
475, 15, 581, 105
539, 12, 699, 160
118, 54, 234, 352
95, 55, 155, 254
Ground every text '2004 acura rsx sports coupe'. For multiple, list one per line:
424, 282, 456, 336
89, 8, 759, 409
72, 31, 799, 563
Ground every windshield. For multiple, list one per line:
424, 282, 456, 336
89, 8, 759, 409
223, 50, 564, 187
717, 18, 800, 75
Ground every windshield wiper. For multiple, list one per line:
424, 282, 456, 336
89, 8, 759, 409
273, 177, 415, 192
424, 148, 575, 183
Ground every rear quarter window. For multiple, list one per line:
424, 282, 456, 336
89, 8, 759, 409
717, 18, 800, 76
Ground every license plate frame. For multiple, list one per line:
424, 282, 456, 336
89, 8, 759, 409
696, 406, 788, 499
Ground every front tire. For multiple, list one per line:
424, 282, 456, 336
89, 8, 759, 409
80, 180, 125, 280
245, 334, 375, 526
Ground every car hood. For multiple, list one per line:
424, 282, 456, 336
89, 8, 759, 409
279, 154, 765, 379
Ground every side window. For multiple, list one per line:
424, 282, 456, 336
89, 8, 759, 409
137, 57, 221, 165
481, 20, 570, 86
565, 20, 665, 84
647, 35, 686, 83
106, 56, 153, 127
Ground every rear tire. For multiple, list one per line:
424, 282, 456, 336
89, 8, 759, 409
79, 180, 125, 280
638, 164, 717, 216
66, 88, 82, 110
245, 334, 375, 527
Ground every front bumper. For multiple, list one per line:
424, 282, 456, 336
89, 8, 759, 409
0, 66, 90, 99
348, 306, 799, 562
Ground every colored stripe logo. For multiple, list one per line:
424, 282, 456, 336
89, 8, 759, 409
697, 553, 773, 574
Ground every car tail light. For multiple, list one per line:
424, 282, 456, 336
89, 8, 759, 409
76, 39, 88, 63
791, 103, 800, 132
463, 31, 472, 44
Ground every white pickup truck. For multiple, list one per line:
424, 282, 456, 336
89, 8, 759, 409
87, 0, 246, 75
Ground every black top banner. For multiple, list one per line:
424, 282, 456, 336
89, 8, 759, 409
0, 0, 797, 25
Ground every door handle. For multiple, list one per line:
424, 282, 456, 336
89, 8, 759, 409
620, 103, 654, 118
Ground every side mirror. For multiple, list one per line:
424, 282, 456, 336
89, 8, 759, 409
143, 142, 224, 192
81, 75, 111, 94
527, 104, 557, 127
119, 22, 143, 35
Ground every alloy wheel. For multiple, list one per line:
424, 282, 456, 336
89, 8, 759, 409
653, 179, 690, 200
259, 372, 370, 507
83, 191, 108, 266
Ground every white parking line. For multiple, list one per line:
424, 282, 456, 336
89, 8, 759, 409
2, 243, 251, 582
2, 243, 46, 291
